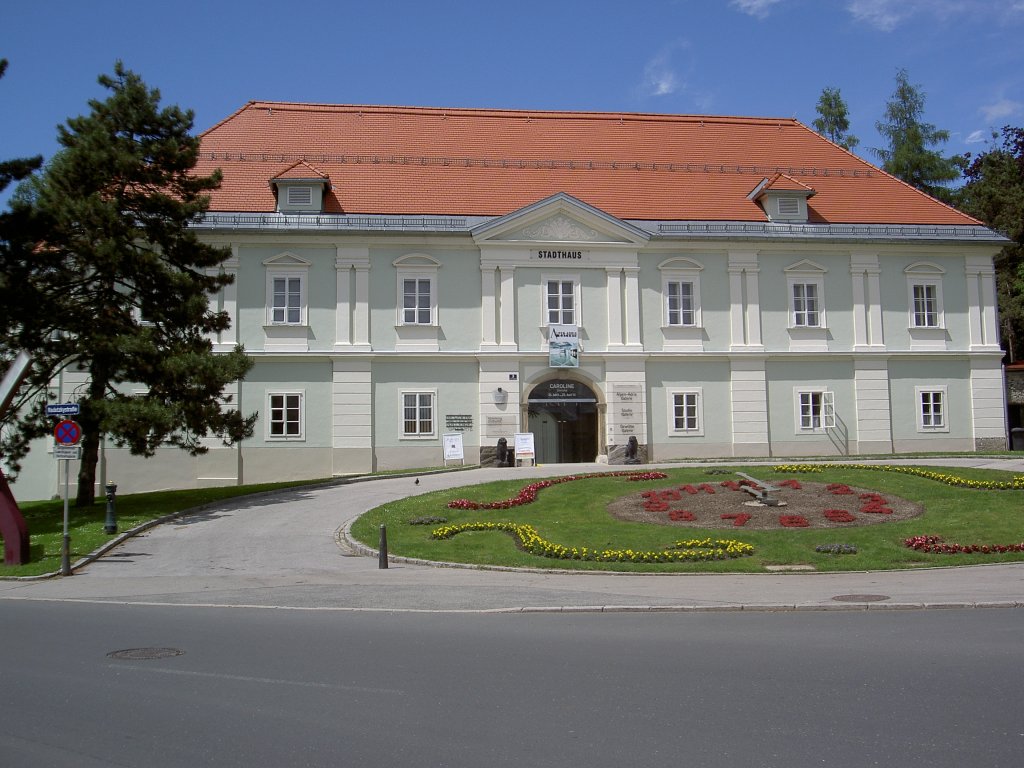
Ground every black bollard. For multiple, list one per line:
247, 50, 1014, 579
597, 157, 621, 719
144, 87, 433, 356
104, 482, 118, 534
378, 524, 389, 569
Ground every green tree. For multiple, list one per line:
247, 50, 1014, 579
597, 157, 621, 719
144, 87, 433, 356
0, 57, 43, 418
812, 87, 859, 151
2, 62, 255, 505
958, 126, 1024, 362
0, 59, 42, 194
873, 69, 962, 201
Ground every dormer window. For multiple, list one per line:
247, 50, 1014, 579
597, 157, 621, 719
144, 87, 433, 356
748, 173, 815, 224
270, 160, 330, 214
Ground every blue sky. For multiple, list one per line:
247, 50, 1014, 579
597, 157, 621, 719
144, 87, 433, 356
2, 0, 1022, 204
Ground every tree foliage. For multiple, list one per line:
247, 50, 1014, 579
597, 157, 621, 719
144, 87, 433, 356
873, 69, 962, 202
958, 126, 1024, 361
812, 87, 859, 151
1, 62, 255, 505
0, 60, 43, 195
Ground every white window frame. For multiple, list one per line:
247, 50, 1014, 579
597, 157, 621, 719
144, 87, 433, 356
795, 389, 835, 433
264, 253, 311, 327
394, 254, 441, 328
910, 282, 940, 328
400, 276, 434, 326
400, 389, 437, 439
543, 275, 580, 327
790, 280, 823, 328
267, 391, 305, 441
268, 273, 305, 325
905, 262, 945, 329
668, 389, 704, 436
785, 261, 827, 330
665, 280, 697, 327
916, 386, 949, 432
658, 259, 704, 329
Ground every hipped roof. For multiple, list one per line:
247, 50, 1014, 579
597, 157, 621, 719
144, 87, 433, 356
196, 101, 979, 225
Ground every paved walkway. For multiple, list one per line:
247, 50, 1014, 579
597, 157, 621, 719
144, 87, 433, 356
2, 459, 1024, 613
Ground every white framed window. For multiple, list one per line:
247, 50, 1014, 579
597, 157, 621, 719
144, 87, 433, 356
270, 274, 304, 325
401, 390, 436, 438
785, 261, 827, 329
659, 258, 704, 329
911, 283, 939, 327
267, 391, 304, 440
668, 389, 703, 435
791, 282, 821, 327
402, 277, 433, 325
666, 281, 696, 326
796, 389, 835, 433
545, 277, 578, 325
917, 386, 948, 432
264, 253, 311, 327
286, 186, 313, 207
905, 262, 945, 329
394, 254, 441, 328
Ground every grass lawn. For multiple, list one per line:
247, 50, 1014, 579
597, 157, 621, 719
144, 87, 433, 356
350, 465, 1024, 572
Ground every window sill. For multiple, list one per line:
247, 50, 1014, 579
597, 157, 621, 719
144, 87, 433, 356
787, 326, 830, 352
263, 324, 310, 352
661, 325, 705, 352
395, 324, 440, 352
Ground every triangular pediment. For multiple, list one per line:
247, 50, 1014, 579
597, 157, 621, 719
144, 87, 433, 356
472, 193, 649, 246
262, 252, 312, 267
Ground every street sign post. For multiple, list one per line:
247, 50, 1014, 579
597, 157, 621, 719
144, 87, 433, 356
49, 411, 82, 577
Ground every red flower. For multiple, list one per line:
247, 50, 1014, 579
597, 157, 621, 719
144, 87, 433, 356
721, 513, 752, 527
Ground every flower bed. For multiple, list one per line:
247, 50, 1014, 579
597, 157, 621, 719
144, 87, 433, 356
430, 521, 754, 563
903, 535, 1024, 555
606, 479, 922, 530
775, 464, 1024, 491
447, 471, 667, 511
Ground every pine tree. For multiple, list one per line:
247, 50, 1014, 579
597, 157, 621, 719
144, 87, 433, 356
812, 87, 859, 151
2, 62, 254, 505
873, 69, 962, 201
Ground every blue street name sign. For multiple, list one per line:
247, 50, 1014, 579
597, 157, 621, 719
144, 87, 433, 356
46, 403, 80, 416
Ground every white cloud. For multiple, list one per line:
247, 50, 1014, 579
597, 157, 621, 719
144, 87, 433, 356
846, 1, 1018, 31
965, 130, 988, 143
980, 98, 1023, 122
643, 53, 678, 96
639, 43, 690, 98
730, 0, 786, 17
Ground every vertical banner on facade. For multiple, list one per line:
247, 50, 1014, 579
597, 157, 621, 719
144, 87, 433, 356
548, 324, 579, 368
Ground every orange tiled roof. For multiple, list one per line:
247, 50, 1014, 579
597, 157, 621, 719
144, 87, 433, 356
756, 172, 816, 196
196, 102, 979, 225
270, 159, 330, 183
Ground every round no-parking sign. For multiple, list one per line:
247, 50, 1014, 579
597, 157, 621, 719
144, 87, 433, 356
54, 419, 82, 446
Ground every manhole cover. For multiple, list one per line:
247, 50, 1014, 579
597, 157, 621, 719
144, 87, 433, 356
831, 594, 890, 603
107, 647, 185, 660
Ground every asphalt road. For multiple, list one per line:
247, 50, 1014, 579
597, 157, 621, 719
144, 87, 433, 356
2, 600, 1022, 768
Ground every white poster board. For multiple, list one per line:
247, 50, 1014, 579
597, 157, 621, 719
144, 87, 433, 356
443, 432, 464, 465
514, 432, 535, 466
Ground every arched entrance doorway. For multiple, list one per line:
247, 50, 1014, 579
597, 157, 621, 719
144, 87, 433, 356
526, 379, 599, 463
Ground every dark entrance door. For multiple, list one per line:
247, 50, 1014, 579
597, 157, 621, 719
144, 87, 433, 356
526, 380, 599, 463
